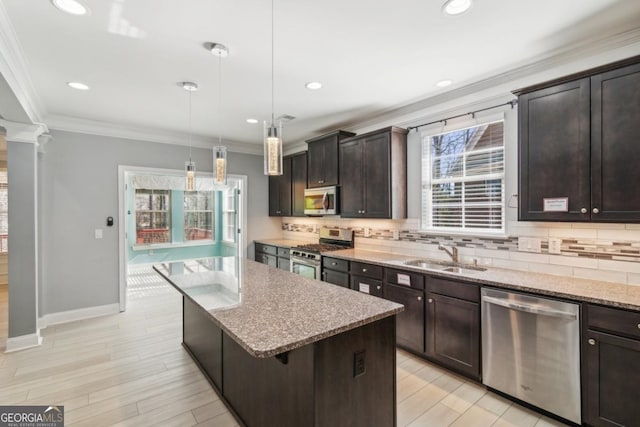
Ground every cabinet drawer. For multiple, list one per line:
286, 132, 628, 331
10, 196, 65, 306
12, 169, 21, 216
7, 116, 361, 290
385, 268, 424, 290
350, 262, 383, 279
427, 276, 479, 303
351, 275, 383, 297
277, 247, 290, 258
587, 304, 640, 340
255, 243, 277, 256
322, 269, 349, 288
322, 257, 349, 273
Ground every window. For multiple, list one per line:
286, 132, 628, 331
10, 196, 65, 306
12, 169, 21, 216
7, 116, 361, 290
184, 191, 214, 241
135, 189, 171, 244
0, 170, 7, 253
422, 120, 505, 233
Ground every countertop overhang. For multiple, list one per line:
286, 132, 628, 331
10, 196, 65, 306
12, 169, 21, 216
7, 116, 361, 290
154, 257, 403, 358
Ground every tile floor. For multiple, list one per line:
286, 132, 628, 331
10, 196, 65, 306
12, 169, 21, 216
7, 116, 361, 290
0, 267, 570, 426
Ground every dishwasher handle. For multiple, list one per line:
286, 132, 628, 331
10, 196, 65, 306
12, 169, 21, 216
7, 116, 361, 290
482, 295, 577, 320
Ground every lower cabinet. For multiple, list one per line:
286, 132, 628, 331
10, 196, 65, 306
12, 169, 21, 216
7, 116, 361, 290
322, 256, 350, 288
584, 304, 640, 426
383, 283, 425, 353
351, 275, 383, 297
255, 243, 290, 271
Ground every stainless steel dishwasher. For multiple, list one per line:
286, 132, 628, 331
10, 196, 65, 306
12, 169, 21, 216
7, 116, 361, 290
481, 288, 581, 424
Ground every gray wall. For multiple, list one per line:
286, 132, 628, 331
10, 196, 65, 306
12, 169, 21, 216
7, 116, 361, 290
39, 130, 279, 315
7, 141, 37, 337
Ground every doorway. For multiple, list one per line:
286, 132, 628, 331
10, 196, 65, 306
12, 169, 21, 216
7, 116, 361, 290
118, 166, 246, 311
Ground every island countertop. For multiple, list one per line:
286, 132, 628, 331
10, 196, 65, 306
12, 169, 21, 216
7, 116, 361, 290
153, 257, 403, 358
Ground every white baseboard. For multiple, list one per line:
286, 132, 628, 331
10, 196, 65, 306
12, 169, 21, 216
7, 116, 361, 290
5, 331, 43, 353
38, 303, 120, 329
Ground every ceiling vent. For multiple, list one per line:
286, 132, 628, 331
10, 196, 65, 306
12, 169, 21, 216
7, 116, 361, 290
277, 114, 296, 122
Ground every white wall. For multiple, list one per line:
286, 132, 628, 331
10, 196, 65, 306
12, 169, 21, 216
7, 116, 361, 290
38, 130, 279, 316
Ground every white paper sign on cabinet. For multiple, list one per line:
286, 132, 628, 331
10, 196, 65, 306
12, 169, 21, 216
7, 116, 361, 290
543, 197, 569, 212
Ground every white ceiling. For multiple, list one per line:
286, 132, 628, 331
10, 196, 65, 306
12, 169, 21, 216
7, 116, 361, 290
2, 0, 640, 149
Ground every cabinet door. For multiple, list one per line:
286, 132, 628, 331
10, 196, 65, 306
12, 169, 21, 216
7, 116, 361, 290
268, 175, 280, 216
518, 79, 591, 221
322, 136, 340, 187
584, 330, 640, 426
591, 63, 640, 222
426, 293, 480, 380
351, 275, 383, 297
277, 257, 290, 271
291, 152, 307, 217
256, 252, 277, 268
307, 139, 325, 188
363, 132, 391, 218
383, 284, 425, 353
268, 156, 292, 216
322, 269, 349, 288
339, 140, 364, 217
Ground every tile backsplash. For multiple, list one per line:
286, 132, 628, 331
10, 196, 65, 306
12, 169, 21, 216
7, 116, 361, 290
280, 217, 640, 286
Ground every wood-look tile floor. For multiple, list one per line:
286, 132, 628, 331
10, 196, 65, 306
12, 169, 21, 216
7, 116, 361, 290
0, 267, 570, 427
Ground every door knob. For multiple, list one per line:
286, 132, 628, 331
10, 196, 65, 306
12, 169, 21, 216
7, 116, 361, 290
592, 207, 599, 214
588, 338, 596, 346
580, 208, 587, 214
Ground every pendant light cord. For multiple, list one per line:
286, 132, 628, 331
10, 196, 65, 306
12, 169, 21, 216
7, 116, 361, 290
188, 88, 193, 161
218, 53, 222, 146
271, 0, 275, 125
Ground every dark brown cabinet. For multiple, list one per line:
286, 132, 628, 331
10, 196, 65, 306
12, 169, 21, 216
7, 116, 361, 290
351, 275, 383, 297
268, 155, 292, 217
584, 304, 640, 426
425, 277, 480, 380
517, 57, 640, 222
383, 283, 425, 353
291, 152, 307, 217
339, 127, 407, 219
321, 256, 349, 288
306, 130, 355, 188
255, 243, 289, 270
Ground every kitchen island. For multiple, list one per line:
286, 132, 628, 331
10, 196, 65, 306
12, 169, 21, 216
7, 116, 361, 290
153, 257, 403, 427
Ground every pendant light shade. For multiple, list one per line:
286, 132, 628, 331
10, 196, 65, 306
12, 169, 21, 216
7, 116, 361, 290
211, 43, 229, 186
182, 81, 198, 191
263, 0, 283, 176
264, 120, 283, 175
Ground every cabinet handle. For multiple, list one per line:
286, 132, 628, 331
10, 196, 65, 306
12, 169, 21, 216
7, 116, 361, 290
331, 262, 337, 266
376, 285, 381, 290
318, 180, 324, 184
417, 296, 422, 301
592, 207, 600, 214
322, 272, 326, 277
362, 268, 367, 272
637, 323, 640, 330
428, 298, 433, 303
588, 338, 596, 346
580, 208, 587, 214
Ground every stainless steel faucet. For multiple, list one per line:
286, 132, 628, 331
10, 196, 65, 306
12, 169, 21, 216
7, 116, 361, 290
438, 244, 459, 263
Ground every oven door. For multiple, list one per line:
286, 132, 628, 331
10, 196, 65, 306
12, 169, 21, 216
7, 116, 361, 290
290, 257, 321, 280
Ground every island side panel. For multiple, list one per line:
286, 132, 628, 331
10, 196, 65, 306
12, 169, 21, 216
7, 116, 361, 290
314, 315, 397, 427
183, 297, 223, 390
222, 334, 315, 427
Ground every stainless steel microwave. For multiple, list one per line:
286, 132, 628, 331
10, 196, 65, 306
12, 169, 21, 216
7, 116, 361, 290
304, 186, 339, 215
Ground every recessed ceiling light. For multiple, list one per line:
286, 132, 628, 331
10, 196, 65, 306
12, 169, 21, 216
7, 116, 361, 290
51, 0, 89, 16
181, 82, 199, 92
67, 81, 90, 90
436, 79, 453, 88
305, 81, 323, 90
442, 0, 473, 16
246, 118, 259, 124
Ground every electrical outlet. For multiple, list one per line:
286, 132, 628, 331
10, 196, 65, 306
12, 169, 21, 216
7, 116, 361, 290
94, 229, 103, 239
518, 237, 541, 253
364, 227, 371, 238
548, 238, 562, 254
392, 230, 400, 240
354, 350, 366, 377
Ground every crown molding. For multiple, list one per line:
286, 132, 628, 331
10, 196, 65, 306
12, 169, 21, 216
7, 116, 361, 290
0, 2, 46, 123
345, 27, 640, 133
0, 118, 48, 144
45, 114, 263, 155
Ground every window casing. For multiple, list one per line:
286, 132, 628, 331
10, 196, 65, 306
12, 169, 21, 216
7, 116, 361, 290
135, 189, 171, 244
421, 120, 505, 234
184, 191, 214, 241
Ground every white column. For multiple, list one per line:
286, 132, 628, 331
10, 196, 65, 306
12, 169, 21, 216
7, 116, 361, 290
1, 119, 48, 352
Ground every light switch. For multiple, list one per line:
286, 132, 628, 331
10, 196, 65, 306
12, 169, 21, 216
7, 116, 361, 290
95, 229, 103, 239
518, 237, 541, 253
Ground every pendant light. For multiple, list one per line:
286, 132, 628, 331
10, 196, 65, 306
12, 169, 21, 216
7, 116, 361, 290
210, 43, 229, 186
264, 0, 283, 176
182, 81, 199, 191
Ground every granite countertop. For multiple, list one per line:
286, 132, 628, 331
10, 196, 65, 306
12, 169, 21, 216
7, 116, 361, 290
254, 238, 307, 248
154, 257, 403, 358
326, 249, 640, 311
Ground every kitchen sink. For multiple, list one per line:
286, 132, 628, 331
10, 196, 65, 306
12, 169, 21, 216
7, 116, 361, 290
402, 259, 487, 274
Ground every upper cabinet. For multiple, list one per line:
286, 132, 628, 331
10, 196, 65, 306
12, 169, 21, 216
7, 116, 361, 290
339, 127, 408, 219
306, 130, 355, 188
268, 155, 292, 217
291, 152, 307, 217
517, 56, 640, 222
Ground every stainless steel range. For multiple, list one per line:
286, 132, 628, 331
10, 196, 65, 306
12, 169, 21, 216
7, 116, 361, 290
290, 228, 353, 280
